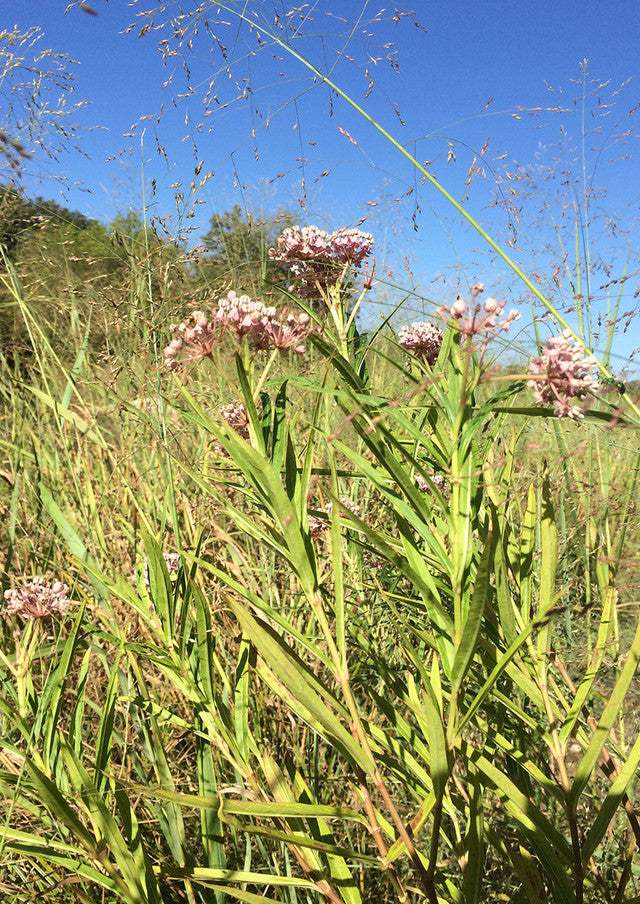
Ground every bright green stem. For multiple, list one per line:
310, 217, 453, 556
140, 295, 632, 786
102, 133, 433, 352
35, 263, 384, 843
450, 341, 473, 644
252, 348, 279, 399
323, 280, 350, 358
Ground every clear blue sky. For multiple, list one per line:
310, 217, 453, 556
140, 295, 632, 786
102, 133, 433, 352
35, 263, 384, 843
5, 0, 640, 371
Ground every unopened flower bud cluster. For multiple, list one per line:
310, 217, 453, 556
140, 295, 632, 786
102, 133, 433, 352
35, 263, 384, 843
397, 321, 443, 366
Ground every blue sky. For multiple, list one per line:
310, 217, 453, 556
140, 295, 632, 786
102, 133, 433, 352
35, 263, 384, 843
5, 0, 640, 371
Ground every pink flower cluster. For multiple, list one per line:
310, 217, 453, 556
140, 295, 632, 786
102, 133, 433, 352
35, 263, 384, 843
528, 330, 599, 419
164, 310, 218, 371
437, 288, 520, 343
269, 225, 373, 298
3, 578, 70, 620
214, 399, 266, 457
398, 321, 443, 366
415, 472, 449, 500
142, 553, 181, 592
307, 497, 363, 540
219, 400, 252, 438
164, 291, 312, 370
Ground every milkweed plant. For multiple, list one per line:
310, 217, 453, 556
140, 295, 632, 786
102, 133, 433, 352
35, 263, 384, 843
1, 9, 640, 904
1, 226, 638, 904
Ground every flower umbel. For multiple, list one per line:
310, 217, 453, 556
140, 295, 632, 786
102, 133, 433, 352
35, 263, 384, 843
528, 330, 599, 419
215, 399, 266, 457
163, 310, 220, 371
3, 578, 71, 620
398, 321, 443, 366
415, 471, 450, 500
164, 292, 313, 371
219, 400, 252, 437
437, 285, 520, 345
269, 225, 373, 299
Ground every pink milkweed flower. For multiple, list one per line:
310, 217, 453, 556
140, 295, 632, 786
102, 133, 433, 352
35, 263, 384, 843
308, 507, 330, 540
215, 292, 313, 353
306, 497, 362, 541
528, 330, 599, 419
163, 310, 220, 371
215, 290, 276, 341
260, 308, 312, 354
437, 293, 520, 342
3, 578, 71, 620
164, 292, 314, 371
415, 472, 450, 500
398, 321, 444, 366
269, 225, 373, 299
219, 400, 253, 439
215, 398, 265, 457
141, 553, 181, 592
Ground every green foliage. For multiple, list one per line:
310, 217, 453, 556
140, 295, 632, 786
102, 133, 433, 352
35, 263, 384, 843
2, 247, 639, 903
197, 204, 294, 296
0, 185, 94, 260
0, 190, 191, 373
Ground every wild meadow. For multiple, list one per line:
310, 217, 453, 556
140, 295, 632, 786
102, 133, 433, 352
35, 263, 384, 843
2, 6, 640, 903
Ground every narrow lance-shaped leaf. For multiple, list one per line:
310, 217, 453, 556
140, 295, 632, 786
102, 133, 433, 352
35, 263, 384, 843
450, 527, 496, 733
569, 613, 640, 807
228, 600, 375, 774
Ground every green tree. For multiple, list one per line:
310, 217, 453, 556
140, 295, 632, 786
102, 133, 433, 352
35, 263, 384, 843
196, 204, 294, 297
0, 184, 94, 261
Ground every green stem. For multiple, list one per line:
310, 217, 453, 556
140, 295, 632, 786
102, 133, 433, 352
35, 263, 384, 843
252, 348, 279, 399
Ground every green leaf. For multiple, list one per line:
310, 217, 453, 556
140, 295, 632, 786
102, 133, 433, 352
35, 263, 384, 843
236, 352, 267, 455
461, 770, 485, 904
142, 530, 176, 642
127, 656, 190, 867
569, 614, 640, 807
228, 601, 375, 774
38, 484, 110, 601
93, 641, 123, 795
537, 469, 557, 662
177, 883, 296, 904
582, 726, 640, 861
157, 868, 317, 889
475, 755, 575, 902
235, 637, 251, 763
61, 741, 164, 904
1, 829, 120, 894
559, 577, 615, 745
451, 528, 495, 708
493, 520, 518, 645
421, 660, 449, 799
270, 378, 289, 469
34, 602, 87, 771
